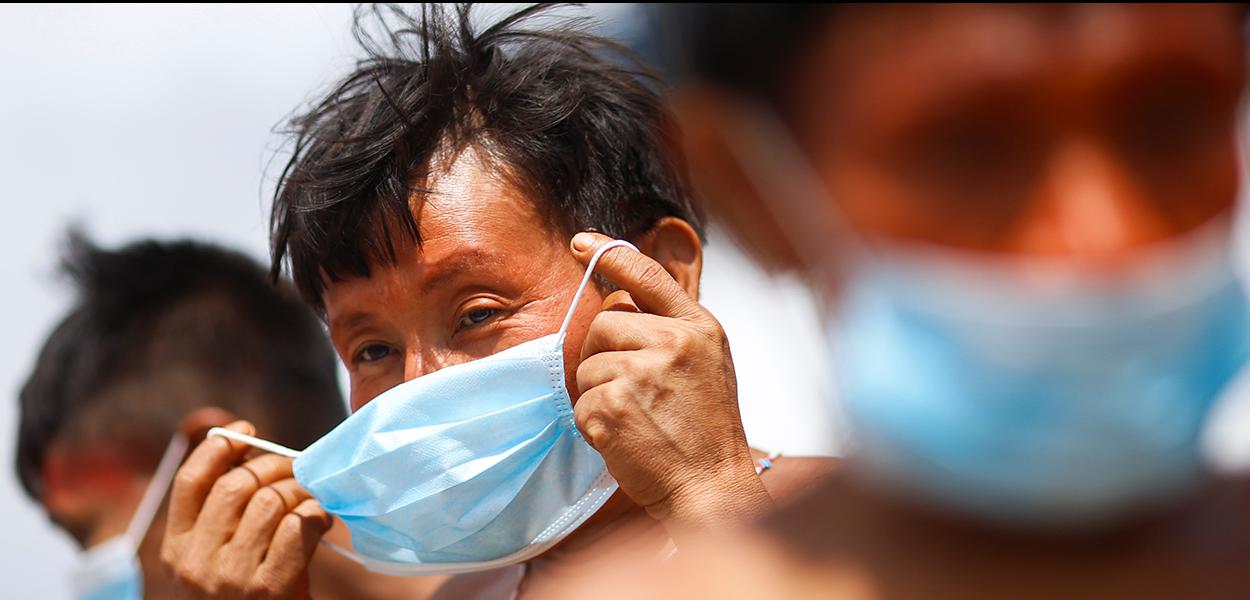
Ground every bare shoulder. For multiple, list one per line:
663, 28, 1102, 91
753, 451, 841, 502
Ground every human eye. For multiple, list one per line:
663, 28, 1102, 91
454, 306, 500, 333
353, 343, 394, 365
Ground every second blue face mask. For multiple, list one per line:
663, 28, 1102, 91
212, 240, 638, 575
832, 229, 1250, 528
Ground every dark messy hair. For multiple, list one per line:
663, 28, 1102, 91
270, 3, 703, 312
647, 4, 837, 105
16, 232, 347, 502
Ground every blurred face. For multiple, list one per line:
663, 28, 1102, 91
323, 149, 607, 411
42, 443, 149, 549
783, 4, 1245, 262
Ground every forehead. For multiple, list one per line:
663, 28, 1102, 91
792, 5, 1244, 133
322, 148, 565, 313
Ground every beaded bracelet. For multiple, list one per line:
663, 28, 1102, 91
755, 451, 782, 475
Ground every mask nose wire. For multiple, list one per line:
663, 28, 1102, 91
207, 427, 303, 459
121, 433, 189, 551
557, 240, 640, 342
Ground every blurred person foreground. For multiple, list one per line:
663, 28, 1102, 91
624, 3, 1250, 598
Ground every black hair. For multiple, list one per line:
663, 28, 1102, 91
647, 4, 837, 104
270, 3, 703, 312
15, 231, 347, 501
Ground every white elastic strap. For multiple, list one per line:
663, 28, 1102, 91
720, 101, 863, 297
122, 434, 189, 549
557, 239, 640, 340
207, 427, 303, 459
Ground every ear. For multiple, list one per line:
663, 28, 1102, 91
634, 216, 703, 301
177, 407, 238, 448
669, 86, 806, 274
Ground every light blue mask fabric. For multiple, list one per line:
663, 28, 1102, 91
833, 235, 1250, 528
211, 240, 636, 575
722, 104, 1250, 529
73, 540, 142, 600
72, 435, 187, 600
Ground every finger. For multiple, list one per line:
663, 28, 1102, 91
601, 289, 641, 313
257, 499, 331, 592
228, 478, 312, 566
193, 453, 295, 549
572, 383, 633, 451
571, 232, 703, 321
581, 310, 674, 358
167, 420, 256, 535
576, 350, 639, 394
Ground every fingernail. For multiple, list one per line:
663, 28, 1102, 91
572, 232, 595, 252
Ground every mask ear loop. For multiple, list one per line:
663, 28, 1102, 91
557, 239, 640, 343
203, 429, 367, 565
719, 100, 866, 309
206, 427, 303, 458
121, 434, 189, 552
205, 243, 636, 570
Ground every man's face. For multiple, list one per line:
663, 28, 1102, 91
785, 4, 1245, 261
324, 149, 605, 411
41, 442, 149, 549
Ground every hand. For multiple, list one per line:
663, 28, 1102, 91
570, 232, 773, 534
161, 420, 332, 599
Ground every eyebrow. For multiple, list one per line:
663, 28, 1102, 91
329, 311, 374, 333
328, 248, 505, 333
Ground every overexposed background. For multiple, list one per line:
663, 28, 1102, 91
0, 5, 836, 597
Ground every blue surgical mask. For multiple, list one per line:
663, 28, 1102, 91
833, 233, 1250, 527
722, 104, 1250, 527
72, 435, 187, 600
212, 240, 638, 575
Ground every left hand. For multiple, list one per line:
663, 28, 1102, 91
570, 232, 772, 533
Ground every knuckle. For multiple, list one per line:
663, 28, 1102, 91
588, 310, 613, 331
652, 326, 680, 348
579, 416, 612, 448
246, 577, 283, 599
668, 327, 697, 351
169, 561, 198, 586
250, 487, 287, 517
173, 466, 205, 491
599, 388, 632, 420
615, 352, 646, 376
277, 511, 304, 535
212, 471, 254, 503
637, 264, 671, 299
159, 543, 178, 569
637, 260, 668, 287
574, 403, 609, 444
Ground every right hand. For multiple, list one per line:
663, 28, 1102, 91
161, 420, 332, 599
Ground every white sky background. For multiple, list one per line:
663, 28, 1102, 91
0, 5, 836, 596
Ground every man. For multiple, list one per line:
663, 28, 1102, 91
642, 3, 1250, 597
17, 232, 439, 599
161, 4, 834, 599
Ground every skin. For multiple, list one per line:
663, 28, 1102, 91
161, 147, 836, 598
42, 408, 439, 600
663, 3, 1250, 597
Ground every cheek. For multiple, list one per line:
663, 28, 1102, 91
349, 370, 404, 412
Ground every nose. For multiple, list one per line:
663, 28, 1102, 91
1015, 137, 1174, 263
402, 347, 464, 381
